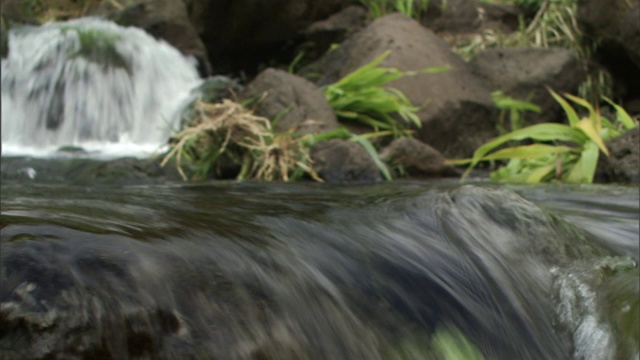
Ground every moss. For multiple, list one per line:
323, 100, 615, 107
60, 27, 130, 73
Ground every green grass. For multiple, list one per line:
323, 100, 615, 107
323, 51, 448, 137
359, 0, 431, 19
450, 89, 638, 183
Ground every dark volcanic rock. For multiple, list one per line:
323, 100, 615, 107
469, 47, 586, 125
577, 0, 640, 99
306, 13, 498, 159
240, 68, 339, 134
295, 5, 369, 65
311, 139, 382, 183
182, 0, 351, 74
595, 127, 640, 184
380, 137, 459, 178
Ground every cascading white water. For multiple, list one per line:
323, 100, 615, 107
1, 18, 201, 157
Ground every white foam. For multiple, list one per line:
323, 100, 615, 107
1, 18, 201, 158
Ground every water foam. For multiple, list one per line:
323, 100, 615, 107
1, 18, 201, 158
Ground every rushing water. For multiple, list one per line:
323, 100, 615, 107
1, 180, 638, 359
1, 18, 201, 157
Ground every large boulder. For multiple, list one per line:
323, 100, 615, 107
240, 68, 339, 134
306, 13, 498, 159
577, 0, 640, 100
469, 47, 586, 125
310, 139, 382, 183
182, 0, 351, 74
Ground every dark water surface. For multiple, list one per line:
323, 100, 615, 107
1, 180, 638, 359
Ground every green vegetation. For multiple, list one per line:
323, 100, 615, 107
455, 0, 583, 59
454, 0, 611, 102
492, 91, 541, 134
164, 51, 440, 182
59, 27, 129, 71
386, 327, 485, 360
359, 0, 432, 19
450, 89, 638, 184
323, 51, 448, 137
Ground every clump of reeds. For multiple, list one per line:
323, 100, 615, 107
161, 99, 321, 182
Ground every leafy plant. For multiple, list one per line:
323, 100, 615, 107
384, 327, 485, 360
450, 89, 638, 184
492, 91, 541, 134
323, 50, 448, 137
359, 0, 431, 19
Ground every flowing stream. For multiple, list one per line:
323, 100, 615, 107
1, 18, 639, 360
1, 181, 638, 359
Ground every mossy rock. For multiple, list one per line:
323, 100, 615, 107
59, 26, 130, 73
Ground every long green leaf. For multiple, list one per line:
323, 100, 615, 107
576, 117, 609, 156
603, 96, 638, 130
525, 164, 556, 183
350, 134, 392, 180
564, 93, 602, 132
548, 88, 580, 127
461, 123, 585, 179
478, 144, 572, 161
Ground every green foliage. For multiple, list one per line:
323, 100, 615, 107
323, 51, 448, 137
385, 327, 485, 360
359, 0, 431, 19
492, 91, 541, 134
453, 0, 582, 58
452, 90, 638, 184
59, 27, 129, 71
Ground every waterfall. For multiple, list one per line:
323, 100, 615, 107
1, 18, 201, 157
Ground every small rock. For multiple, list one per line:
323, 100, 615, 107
380, 137, 459, 178
311, 139, 382, 183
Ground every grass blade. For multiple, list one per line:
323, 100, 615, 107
351, 134, 392, 180
548, 88, 580, 126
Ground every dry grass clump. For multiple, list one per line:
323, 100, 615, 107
161, 99, 321, 182
21, 0, 127, 23
452, 0, 583, 60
